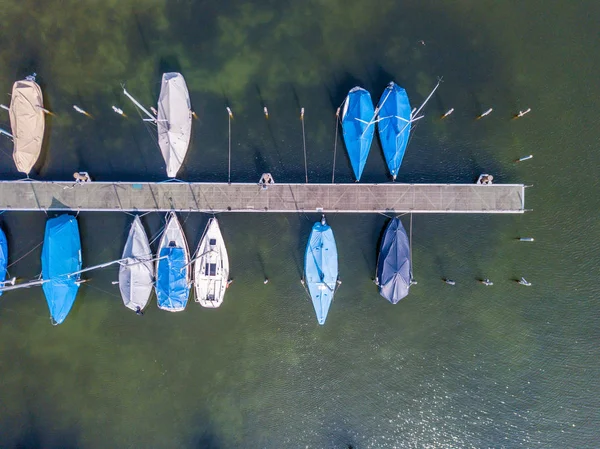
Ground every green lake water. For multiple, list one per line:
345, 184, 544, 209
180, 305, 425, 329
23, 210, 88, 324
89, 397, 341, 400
0, 1, 599, 447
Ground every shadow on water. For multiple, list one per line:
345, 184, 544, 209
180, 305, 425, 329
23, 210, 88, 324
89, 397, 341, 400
32, 75, 53, 178
324, 72, 365, 111
11, 411, 80, 449
158, 56, 183, 78
257, 251, 267, 279
253, 147, 269, 175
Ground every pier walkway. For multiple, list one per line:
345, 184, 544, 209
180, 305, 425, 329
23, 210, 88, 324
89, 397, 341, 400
0, 180, 525, 214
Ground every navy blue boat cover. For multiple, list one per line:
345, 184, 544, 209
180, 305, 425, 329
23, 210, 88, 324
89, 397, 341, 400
377, 218, 411, 304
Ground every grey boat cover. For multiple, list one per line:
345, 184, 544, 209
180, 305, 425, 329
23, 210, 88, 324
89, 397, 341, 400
376, 217, 411, 304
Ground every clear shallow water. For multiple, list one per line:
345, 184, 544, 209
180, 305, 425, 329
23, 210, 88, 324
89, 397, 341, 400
0, 1, 599, 448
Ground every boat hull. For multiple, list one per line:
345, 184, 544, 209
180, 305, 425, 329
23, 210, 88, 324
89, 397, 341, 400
9, 79, 45, 175
304, 221, 338, 325
41, 215, 81, 324
193, 218, 229, 308
155, 212, 190, 311
376, 218, 411, 304
157, 73, 192, 178
119, 215, 154, 312
377, 82, 411, 179
341, 87, 375, 181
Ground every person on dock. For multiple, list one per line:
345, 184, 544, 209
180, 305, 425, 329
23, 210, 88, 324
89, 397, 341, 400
259, 173, 275, 190
73, 172, 91, 184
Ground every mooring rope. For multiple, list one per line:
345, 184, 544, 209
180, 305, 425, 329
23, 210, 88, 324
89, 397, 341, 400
7, 240, 43, 268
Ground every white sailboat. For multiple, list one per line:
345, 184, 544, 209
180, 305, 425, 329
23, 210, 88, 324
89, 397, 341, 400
8, 74, 46, 175
118, 215, 154, 312
155, 212, 191, 312
193, 218, 229, 308
123, 72, 192, 178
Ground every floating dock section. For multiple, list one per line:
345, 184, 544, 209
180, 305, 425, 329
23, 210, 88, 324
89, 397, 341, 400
0, 181, 525, 213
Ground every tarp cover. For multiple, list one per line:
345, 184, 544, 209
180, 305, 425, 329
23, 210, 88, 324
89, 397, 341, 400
9, 80, 45, 175
0, 227, 7, 296
157, 72, 192, 178
304, 222, 338, 325
342, 87, 375, 181
377, 218, 411, 304
156, 246, 189, 311
377, 82, 411, 179
41, 215, 81, 324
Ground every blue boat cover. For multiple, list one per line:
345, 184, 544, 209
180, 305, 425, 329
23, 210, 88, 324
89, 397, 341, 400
41, 215, 82, 324
304, 221, 338, 325
0, 227, 7, 296
377, 82, 412, 179
342, 87, 375, 181
376, 218, 411, 304
156, 247, 190, 311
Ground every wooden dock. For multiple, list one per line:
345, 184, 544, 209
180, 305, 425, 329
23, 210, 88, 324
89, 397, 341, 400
0, 180, 525, 213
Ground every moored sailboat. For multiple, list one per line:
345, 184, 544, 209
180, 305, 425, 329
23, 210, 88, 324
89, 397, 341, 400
377, 79, 442, 180
41, 214, 82, 324
377, 82, 412, 180
9, 74, 46, 175
193, 217, 229, 308
118, 215, 154, 312
155, 212, 191, 312
303, 216, 339, 325
341, 87, 375, 181
375, 217, 412, 304
0, 226, 13, 295
123, 72, 192, 178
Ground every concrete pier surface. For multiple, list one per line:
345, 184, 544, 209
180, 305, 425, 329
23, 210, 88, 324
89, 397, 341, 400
0, 181, 525, 214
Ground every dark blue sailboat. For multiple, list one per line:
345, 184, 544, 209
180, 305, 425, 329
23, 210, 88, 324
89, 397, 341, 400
341, 87, 375, 181
376, 217, 412, 304
377, 82, 412, 180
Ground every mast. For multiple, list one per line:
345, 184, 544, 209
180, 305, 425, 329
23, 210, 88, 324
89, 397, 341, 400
410, 77, 442, 120
360, 84, 394, 136
394, 78, 442, 143
0, 278, 47, 293
68, 255, 163, 278
122, 86, 156, 122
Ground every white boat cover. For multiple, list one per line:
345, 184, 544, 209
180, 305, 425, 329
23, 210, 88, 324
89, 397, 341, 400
119, 216, 154, 312
193, 218, 229, 308
9, 79, 45, 174
157, 73, 192, 177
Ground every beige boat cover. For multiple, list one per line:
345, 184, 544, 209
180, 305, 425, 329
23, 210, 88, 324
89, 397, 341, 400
9, 80, 45, 174
157, 73, 192, 178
